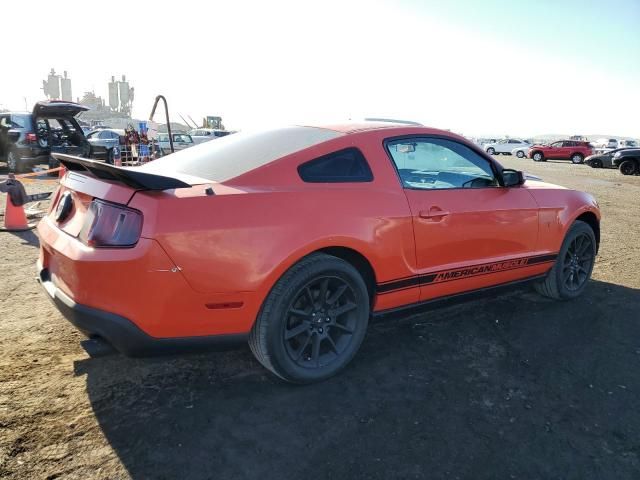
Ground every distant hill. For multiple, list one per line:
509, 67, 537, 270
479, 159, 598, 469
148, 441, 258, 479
533, 134, 639, 142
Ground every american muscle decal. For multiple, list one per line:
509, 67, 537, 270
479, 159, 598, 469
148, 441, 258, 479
377, 254, 557, 294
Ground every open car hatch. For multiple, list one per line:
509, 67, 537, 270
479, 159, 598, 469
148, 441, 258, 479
32, 100, 90, 118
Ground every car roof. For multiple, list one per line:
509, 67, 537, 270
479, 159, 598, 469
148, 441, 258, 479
301, 122, 459, 138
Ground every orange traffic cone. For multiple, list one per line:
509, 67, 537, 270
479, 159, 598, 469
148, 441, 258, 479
1, 194, 35, 231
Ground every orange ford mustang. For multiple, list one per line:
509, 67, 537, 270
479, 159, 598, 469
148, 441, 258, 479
37, 123, 601, 383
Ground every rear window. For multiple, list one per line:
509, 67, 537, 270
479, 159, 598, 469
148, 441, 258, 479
140, 126, 343, 182
298, 148, 373, 183
9, 114, 32, 129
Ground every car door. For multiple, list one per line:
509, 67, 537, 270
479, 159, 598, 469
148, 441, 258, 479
102, 130, 120, 152
386, 136, 540, 301
560, 141, 577, 159
547, 141, 563, 159
496, 139, 509, 153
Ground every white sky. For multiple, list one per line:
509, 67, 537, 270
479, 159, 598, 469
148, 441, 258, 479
1, 0, 638, 137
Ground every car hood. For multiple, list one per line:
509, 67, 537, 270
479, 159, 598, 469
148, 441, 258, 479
522, 178, 567, 190
33, 101, 89, 118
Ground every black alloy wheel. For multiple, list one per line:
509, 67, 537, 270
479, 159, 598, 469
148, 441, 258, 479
561, 233, 594, 292
249, 253, 369, 383
534, 220, 596, 300
619, 160, 637, 176
283, 276, 358, 369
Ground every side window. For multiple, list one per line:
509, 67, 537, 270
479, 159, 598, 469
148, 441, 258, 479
298, 148, 373, 183
386, 137, 498, 190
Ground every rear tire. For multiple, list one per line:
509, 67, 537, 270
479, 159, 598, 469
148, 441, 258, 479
486, 147, 495, 155
6, 150, 27, 174
619, 159, 637, 175
534, 220, 596, 300
516, 150, 525, 158
590, 159, 603, 168
249, 253, 370, 384
571, 153, 584, 164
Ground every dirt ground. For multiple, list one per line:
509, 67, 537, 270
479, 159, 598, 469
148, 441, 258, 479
1, 158, 639, 480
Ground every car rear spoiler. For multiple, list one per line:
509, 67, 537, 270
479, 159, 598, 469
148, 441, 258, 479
52, 154, 191, 191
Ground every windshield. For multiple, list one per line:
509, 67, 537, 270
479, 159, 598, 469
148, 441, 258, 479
140, 126, 343, 182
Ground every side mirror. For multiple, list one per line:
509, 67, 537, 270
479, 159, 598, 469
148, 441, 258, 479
502, 169, 525, 187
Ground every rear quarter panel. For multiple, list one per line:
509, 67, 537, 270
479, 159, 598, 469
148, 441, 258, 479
128, 130, 421, 321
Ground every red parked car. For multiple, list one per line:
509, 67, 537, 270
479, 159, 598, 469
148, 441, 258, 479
528, 140, 593, 164
37, 123, 601, 383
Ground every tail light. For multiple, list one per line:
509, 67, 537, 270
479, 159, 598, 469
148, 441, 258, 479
24, 133, 37, 144
79, 199, 143, 247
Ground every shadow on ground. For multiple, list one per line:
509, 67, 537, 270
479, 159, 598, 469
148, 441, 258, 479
6, 229, 39, 247
74, 280, 640, 480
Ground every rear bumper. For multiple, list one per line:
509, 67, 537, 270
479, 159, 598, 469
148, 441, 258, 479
11, 146, 47, 164
37, 263, 247, 356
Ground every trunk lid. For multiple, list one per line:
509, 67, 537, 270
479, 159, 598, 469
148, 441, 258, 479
32, 100, 89, 118
48, 154, 194, 240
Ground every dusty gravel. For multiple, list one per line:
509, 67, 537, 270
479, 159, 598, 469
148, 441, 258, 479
1, 158, 639, 480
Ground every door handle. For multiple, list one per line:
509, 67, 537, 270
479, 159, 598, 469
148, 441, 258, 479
419, 207, 450, 219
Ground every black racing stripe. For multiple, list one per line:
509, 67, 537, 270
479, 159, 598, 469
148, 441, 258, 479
377, 253, 557, 294
527, 254, 557, 265
376, 276, 421, 293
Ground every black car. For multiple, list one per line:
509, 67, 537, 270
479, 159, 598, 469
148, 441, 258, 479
87, 128, 125, 163
0, 101, 90, 173
612, 148, 640, 175
584, 148, 630, 169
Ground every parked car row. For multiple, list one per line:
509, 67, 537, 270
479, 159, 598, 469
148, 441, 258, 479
477, 135, 638, 170
586, 148, 640, 175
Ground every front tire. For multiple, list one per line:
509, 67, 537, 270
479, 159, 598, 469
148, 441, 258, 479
532, 151, 544, 162
619, 159, 637, 175
534, 220, 596, 300
249, 253, 370, 383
